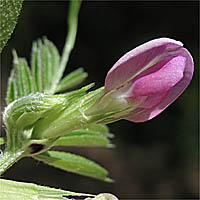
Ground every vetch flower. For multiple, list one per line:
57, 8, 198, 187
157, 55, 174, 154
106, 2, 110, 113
103, 38, 194, 122
3, 38, 193, 150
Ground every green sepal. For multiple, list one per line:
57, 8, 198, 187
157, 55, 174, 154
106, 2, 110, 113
0, 178, 94, 200
31, 85, 103, 140
31, 84, 95, 139
56, 68, 88, 93
34, 151, 112, 182
0, 0, 24, 53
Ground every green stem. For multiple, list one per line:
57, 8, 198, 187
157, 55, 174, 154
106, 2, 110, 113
0, 150, 25, 176
51, 0, 82, 93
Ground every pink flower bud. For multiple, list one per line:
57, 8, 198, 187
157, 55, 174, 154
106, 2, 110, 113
105, 38, 194, 122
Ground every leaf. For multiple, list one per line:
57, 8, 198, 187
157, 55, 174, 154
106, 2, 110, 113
7, 37, 60, 104
0, 137, 6, 145
85, 124, 114, 138
30, 0, 82, 94
6, 0, 82, 103
31, 37, 60, 94
31, 41, 42, 92
0, 178, 94, 200
6, 69, 17, 104
34, 151, 112, 182
0, 0, 24, 53
54, 129, 113, 148
54, 124, 114, 147
6, 51, 34, 104
56, 68, 88, 93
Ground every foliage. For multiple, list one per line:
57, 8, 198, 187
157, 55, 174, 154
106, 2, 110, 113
0, 0, 24, 53
1, 0, 114, 183
0, 179, 94, 200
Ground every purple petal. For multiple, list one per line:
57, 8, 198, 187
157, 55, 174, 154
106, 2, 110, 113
131, 56, 186, 107
127, 48, 194, 122
105, 38, 183, 93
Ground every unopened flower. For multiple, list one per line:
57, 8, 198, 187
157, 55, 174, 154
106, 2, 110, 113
103, 38, 194, 122
3, 38, 193, 149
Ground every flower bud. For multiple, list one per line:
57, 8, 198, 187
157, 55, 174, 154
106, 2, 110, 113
89, 38, 194, 122
3, 38, 194, 150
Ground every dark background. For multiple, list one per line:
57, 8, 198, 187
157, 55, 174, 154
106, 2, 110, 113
1, 1, 199, 199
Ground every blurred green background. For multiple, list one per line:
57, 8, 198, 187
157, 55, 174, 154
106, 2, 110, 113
1, 1, 199, 199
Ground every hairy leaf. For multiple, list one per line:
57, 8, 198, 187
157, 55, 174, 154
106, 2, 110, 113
85, 124, 113, 138
6, 38, 61, 104
31, 37, 60, 94
0, 178, 94, 200
0, 0, 24, 53
6, 69, 17, 104
54, 129, 113, 147
6, 0, 83, 104
6, 51, 34, 104
56, 68, 88, 93
54, 124, 114, 147
34, 151, 112, 182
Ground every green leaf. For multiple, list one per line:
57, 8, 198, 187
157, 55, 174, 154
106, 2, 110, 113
54, 129, 113, 148
85, 124, 114, 138
6, 69, 17, 104
31, 0, 82, 94
34, 151, 112, 182
7, 37, 60, 104
56, 68, 88, 93
0, 178, 94, 200
0, 0, 24, 53
31, 37, 60, 94
6, 0, 82, 103
0, 137, 6, 145
31, 41, 42, 92
54, 124, 114, 147
6, 51, 34, 104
